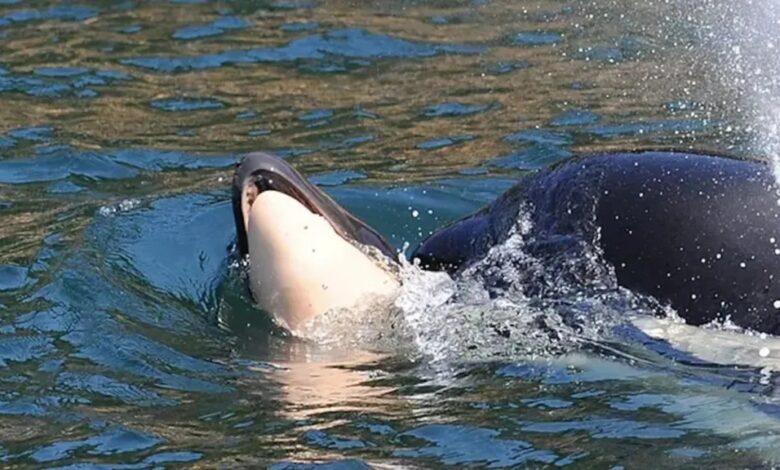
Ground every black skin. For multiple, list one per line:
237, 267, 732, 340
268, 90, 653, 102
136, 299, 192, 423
232, 152, 396, 259
232, 151, 780, 335
412, 151, 780, 334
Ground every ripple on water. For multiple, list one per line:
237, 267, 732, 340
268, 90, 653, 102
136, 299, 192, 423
0, 264, 28, 291
236, 110, 257, 120
95, 193, 233, 293
310, 170, 367, 186
298, 108, 334, 122
173, 15, 250, 40
395, 424, 559, 467
0, 5, 97, 27
279, 21, 319, 32
422, 102, 495, 118
269, 460, 372, 470
503, 129, 573, 146
510, 31, 563, 46
119, 24, 142, 34
0, 67, 130, 98
0, 147, 235, 184
551, 109, 601, 127
269, 0, 317, 10
29, 424, 163, 463
586, 119, 714, 138
107, 148, 236, 171
574, 37, 649, 63
55, 372, 177, 407
520, 418, 686, 439
7, 125, 53, 141
487, 60, 531, 75
33, 67, 88, 78
248, 128, 272, 136
416, 134, 476, 150
490, 144, 572, 170
5, 192, 236, 416
149, 97, 226, 112
303, 430, 371, 450
0, 136, 15, 149
0, 149, 137, 183
121, 28, 485, 73
0, 335, 54, 367
328, 177, 514, 248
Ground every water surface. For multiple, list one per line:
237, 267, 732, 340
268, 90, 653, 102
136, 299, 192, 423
1, 0, 779, 468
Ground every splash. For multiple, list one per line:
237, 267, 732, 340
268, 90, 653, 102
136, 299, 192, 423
677, 0, 780, 182
97, 198, 141, 216
302, 209, 634, 363
712, 0, 780, 183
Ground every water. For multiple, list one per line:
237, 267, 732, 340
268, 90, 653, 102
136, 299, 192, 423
1, 0, 780, 467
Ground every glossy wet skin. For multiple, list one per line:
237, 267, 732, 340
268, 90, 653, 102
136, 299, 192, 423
236, 151, 780, 335
414, 151, 780, 334
232, 152, 400, 331
232, 152, 397, 260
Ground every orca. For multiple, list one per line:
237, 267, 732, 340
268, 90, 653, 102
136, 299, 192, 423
232, 151, 780, 336
232, 152, 400, 332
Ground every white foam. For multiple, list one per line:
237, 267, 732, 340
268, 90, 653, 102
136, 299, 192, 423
98, 198, 140, 216
630, 314, 780, 370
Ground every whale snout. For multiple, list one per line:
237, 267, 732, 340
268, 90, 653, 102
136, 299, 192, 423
230, 152, 401, 331
231, 152, 397, 260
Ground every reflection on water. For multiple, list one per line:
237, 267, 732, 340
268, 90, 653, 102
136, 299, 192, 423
1, 0, 779, 467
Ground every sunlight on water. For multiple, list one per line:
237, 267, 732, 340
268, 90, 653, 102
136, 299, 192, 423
2, 0, 780, 467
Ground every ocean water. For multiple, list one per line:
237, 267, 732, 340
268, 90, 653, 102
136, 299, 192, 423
2, 0, 780, 468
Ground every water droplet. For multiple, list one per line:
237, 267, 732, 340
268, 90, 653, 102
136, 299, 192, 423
759, 347, 770, 358
411, 210, 419, 218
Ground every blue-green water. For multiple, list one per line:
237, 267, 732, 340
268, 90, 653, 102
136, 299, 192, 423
1, 0, 780, 468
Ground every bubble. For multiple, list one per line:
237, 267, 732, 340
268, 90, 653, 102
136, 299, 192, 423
98, 199, 141, 216
773, 300, 780, 309
759, 347, 770, 357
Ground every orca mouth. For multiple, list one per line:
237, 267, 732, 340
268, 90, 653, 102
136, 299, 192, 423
232, 152, 397, 262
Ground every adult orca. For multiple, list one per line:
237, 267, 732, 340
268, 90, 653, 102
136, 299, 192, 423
232, 151, 780, 336
414, 151, 780, 335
